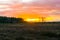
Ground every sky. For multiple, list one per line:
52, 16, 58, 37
0, 0, 60, 22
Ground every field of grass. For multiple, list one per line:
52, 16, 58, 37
0, 22, 60, 40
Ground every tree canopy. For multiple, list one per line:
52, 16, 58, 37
0, 16, 24, 23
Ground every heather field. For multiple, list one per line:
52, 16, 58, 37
0, 22, 60, 40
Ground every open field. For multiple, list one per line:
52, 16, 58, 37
0, 22, 60, 40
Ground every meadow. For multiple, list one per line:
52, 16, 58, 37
0, 22, 60, 40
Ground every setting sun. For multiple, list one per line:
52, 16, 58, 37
24, 16, 57, 22
25, 18, 40, 22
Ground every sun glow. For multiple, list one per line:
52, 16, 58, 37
45, 16, 54, 22
24, 16, 55, 22
25, 18, 40, 22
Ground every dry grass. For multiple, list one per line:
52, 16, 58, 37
0, 23, 60, 40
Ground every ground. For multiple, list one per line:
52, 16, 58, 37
0, 22, 60, 40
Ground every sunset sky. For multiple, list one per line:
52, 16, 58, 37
0, 0, 60, 22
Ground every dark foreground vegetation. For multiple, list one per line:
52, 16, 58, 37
0, 23, 60, 40
0, 16, 24, 23
0, 16, 60, 40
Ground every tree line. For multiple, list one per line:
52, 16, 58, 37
0, 16, 24, 23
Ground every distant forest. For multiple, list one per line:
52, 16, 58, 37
0, 16, 24, 23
